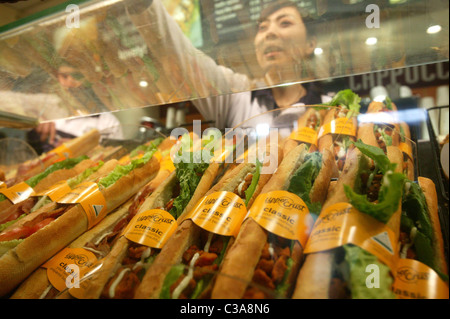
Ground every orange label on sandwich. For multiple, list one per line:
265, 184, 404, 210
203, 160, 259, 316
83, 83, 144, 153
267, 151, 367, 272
34, 180, 72, 202
160, 157, 175, 173
49, 143, 73, 161
42, 247, 99, 293
122, 209, 178, 249
247, 191, 314, 248
0, 182, 35, 204
304, 202, 398, 271
317, 118, 356, 139
399, 142, 414, 161
186, 191, 247, 237
392, 259, 449, 299
289, 127, 318, 146
57, 182, 107, 229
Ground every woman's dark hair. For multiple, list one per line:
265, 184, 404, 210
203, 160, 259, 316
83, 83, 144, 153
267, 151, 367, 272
257, 0, 317, 37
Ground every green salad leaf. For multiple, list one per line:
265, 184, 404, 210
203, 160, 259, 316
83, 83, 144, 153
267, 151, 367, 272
160, 264, 185, 299
325, 89, 362, 117
344, 140, 405, 223
244, 159, 262, 206
169, 151, 210, 219
344, 245, 395, 299
98, 149, 156, 189
287, 152, 323, 216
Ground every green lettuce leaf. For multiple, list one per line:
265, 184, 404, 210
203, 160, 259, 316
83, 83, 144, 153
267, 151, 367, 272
401, 181, 448, 279
344, 171, 405, 224
67, 161, 104, 188
129, 137, 164, 158
344, 140, 406, 223
287, 152, 323, 216
98, 149, 156, 189
0, 214, 26, 232
26, 155, 88, 188
244, 159, 261, 206
160, 264, 185, 299
344, 245, 395, 299
169, 151, 209, 219
325, 89, 361, 117
384, 97, 393, 110
0, 239, 23, 257
352, 140, 397, 174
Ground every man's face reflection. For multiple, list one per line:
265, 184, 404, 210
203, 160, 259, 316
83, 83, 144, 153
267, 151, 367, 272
254, 6, 315, 74
57, 65, 83, 88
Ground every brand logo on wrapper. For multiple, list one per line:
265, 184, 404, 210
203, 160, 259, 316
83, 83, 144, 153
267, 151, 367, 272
392, 259, 449, 299
122, 209, 178, 249
185, 191, 247, 237
169, 120, 279, 175
42, 248, 99, 292
396, 266, 428, 284
247, 191, 314, 247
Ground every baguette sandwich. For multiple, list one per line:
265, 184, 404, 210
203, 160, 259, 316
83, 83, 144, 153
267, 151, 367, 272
133, 141, 281, 299
211, 143, 334, 299
292, 140, 406, 299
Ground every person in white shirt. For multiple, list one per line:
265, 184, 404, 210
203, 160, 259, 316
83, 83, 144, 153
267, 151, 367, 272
30, 64, 123, 153
127, 0, 326, 135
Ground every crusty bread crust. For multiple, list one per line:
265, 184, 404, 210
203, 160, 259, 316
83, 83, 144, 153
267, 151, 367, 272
0, 155, 159, 297
322, 147, 367, 210
418, 177, 448, 276
310, 148, 334, 204
79, 236, 130, 299
317, 109, 335, 153
0, 204, 88, 297
211, 218, 267, 299
292, 251, 334, 299
64, 129, 100, 158
134, 219, 202, 298
357, 123, 379, 148
32, 159, 97, 194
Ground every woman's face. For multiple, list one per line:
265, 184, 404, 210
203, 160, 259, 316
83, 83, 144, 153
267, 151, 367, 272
254, 6, 316, 74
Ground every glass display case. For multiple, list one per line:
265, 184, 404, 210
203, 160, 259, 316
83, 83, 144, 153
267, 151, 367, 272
0, 0, 448, 123
0, 0, 448, 301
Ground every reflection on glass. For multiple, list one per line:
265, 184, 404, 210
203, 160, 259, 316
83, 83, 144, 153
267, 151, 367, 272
0, 0, 448, 122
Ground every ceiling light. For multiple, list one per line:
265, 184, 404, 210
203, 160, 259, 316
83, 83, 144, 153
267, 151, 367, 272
314, 47, 323, 55
139, 80, 148, 87
365, 37, 378, 45
427, 25, 442, 34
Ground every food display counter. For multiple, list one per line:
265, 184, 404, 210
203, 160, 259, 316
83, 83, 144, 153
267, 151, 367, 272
0, 0, 448, 301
